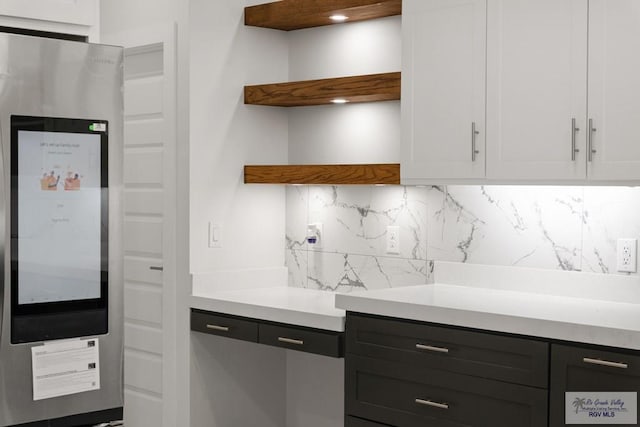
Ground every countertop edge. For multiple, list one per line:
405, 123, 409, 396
335, 292, 640, 351
190, 295, 346, 332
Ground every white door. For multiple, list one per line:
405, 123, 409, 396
587, 0, 640, 181
486, 0, 588, 180
401, 0, 486, 183
107, 27, 177, 427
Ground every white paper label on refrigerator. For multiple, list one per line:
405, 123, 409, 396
566, 392, 637, 424
31, 338, 100, 400
17, 130, 102, 304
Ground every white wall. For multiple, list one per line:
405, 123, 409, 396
189, 0, 288, 274
188, 0, 289, 425
101, 0, 173, 40
288, 16, 401, 164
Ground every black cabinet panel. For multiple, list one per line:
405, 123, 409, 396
550, 344, 640, 427
347, 313, 549, 388
347, 355, 548, 427
191, 310, 258, 343
190, 309, 344, 358
346, 415, 395, 427
258, 323, 343, 358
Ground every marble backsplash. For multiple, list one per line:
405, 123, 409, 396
286, 185, 640, 292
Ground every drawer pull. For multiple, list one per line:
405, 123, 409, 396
583, 357, 628, 369
278, 337, 304, 346
416, 344, 449, 354
415, 398, 449, 410
206, 324, 230, 332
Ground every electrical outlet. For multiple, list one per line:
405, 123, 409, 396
386, 226, 400, 254
616, 238, 637, 273
307, 223, 323, 249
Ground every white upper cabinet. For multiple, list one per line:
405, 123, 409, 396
587, 0, 640, 181
402, 0, 640, 183
401, 0, 486, 184
0, 0, 99, 40
486, 0, 588, 180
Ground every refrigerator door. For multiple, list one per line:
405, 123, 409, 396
0, 34, 123, 426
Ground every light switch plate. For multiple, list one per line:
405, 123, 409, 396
208, 222, 222, 248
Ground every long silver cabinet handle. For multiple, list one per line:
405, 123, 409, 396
278, 337, 304, 346
416, 344, 449, 354
583, 357, 628, 369
149, 266, 163, 271
206, 324, 230, 332
588, 118, 597, 162
415, 398, 449, 410
471, 122, 480, 162
571, 118, 580, 161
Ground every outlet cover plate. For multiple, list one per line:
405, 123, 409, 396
386, 226, 400, 254
617, 238, 637, 273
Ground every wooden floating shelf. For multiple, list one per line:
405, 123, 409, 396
244, 164, 401, 185
244, 72, 401, 107
245, 0, 402, 31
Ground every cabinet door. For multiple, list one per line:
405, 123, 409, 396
486, 0, 588, 180
401, 0, 486, 183
550, 344, 640, 427
587, 0, 640, 181
347, 355, 548, 427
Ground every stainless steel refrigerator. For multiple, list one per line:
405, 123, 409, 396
0, 33, 123, 426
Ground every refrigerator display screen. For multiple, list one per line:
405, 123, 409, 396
17, 130, 102, 304
11, 115, 109, 343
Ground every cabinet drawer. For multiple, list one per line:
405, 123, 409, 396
550, 344, 640, 427
346, 416, 394, 427
347, 313, 549, 388
191, 310, 258, 343
347, 355, 548, 427
258, 323, 343, 358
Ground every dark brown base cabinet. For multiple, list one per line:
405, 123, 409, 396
191, 309, 344, 357
550, 344, 640, 427
345, 313, 640, 427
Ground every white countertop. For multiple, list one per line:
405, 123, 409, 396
191, 286, 345, 332
335, 283, 640, 350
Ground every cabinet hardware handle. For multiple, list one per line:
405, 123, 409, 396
571, 118, 580, 161
278, 337, 304, 345
583, 357, 628, 369
588, 119, 597, 162
416, 344, 449, 354
149, 266, 163, 271
415, 398, 449, 410
471, 122, 480, 162
206, 324, 230, 332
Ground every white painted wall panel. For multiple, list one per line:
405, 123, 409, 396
125, 119, 165, 147
189, 0, 288, 273
124, 190, 164, 216
125, 350, 163, 394
125, 323, 163, 354
288, 102, 400, 164
124, 287, 163, 324
125, 77, 163, 116
124, 256, 163, 285
124, 219, 162, 256
124, 150, 164, 185
124, 390, 164, 427
289, 16, 401, 81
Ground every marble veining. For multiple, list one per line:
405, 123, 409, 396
286, 185, 640, 292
